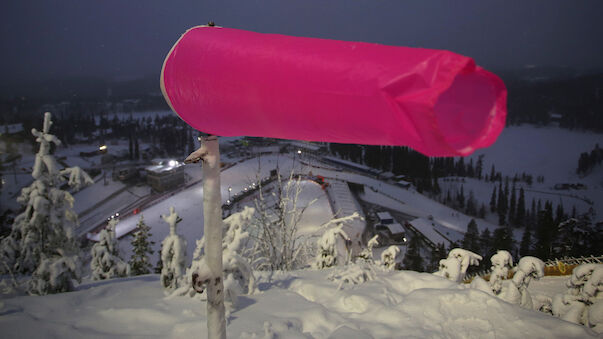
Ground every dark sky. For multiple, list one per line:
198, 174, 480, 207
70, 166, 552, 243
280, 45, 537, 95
2, 0, 603, 85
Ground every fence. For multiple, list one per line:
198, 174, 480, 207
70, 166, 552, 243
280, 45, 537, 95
465, 255, 603, 282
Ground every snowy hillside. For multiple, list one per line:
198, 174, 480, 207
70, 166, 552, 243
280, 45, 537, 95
0, 270, 596, 338
468, 125, 603, 215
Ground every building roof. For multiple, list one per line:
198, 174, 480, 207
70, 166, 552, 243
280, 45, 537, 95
145, 160, 184, 174
384, 222, 404, 234
376, 211, 393, 221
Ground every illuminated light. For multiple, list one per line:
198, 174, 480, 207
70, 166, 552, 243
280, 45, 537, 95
403, 237, 407, 242
168, 160, 178, 167
226, 199, 231, 204
297, 150, 302, 154
228, 187, 232, 192
197, 136, 202, 141
243, 187, 247, 191
99, 145, 107, 151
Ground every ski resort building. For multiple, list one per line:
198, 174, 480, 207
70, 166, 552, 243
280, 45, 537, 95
375, 211, 406, 243
145, 159, 184, 192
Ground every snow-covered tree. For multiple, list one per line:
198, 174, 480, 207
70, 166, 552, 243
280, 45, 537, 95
173, 206, 257, 303
249, 169, 316, 271
499, 256, 544, 309
0, 112, 92, 294
327, 262, 376, 290
357, 234, 379, 263
314, 214, 361, 269
489, 250, 513, 295
129, 215, 155, 275
380, 245, 401, 270
90, 218, 130, 280
552, 263, 603, 329
402, 235, 424, 272
29, 250, 81, 295
160, 207, 187, 290
434, 248, 482, 283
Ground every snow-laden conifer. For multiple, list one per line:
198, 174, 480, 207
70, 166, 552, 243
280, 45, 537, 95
357, 234, 379, 263
489, 250, 513, 294
172, 206, 256, 300
380, 245, 401, 270
129, 215, 154, 275
29, 250, 81, 295
90, 218, 130, 280
552, 263, 603, 329
0, 112, 92, 294
434, 248, 482, 282
499, 256, 544, 308
160, 207, 186, 290
314, 213, 360, 269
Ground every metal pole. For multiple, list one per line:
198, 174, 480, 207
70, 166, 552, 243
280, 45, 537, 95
201, 135, 226, 339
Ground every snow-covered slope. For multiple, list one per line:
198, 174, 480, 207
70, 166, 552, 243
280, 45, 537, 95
469, 125, 603, 215
108, 155, 333, 266
0, 271, 596, 338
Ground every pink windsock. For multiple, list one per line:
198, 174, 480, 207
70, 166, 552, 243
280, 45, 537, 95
161, 26, 506, 157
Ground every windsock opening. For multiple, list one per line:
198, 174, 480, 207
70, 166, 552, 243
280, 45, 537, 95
433, 69, 506, 156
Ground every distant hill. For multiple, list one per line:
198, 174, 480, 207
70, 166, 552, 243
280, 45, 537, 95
2, 67, 602, 131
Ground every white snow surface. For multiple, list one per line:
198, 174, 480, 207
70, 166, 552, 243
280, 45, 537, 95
105, 155, 334, 267
0, 270, 596, 338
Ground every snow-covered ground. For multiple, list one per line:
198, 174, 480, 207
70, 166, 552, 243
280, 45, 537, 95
0, 270, 596, 338
102, 155, 334, 267
2, 124, 602, 337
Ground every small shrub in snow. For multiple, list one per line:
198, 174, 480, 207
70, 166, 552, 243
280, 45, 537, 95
314, 213, 361, 269
173, 207, 256, 299
28, 251, 81, 295
160, 207, 187, 290
315, 224, 350, 269
357, 234, 379, 263
434, 248, 482, 283
489, 250, 513, 295
552, 263, 603, 330
250, 171, 316, 271
380, 246, 401, 270
129, 215, 154, 275
327, 262, 376, 290
90, 218, 130, 280
499, 256, 544, 309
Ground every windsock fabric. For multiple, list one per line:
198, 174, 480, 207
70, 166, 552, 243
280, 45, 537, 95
161, 26, 506, 157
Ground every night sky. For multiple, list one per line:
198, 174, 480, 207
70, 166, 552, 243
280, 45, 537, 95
2, 0, 603, 85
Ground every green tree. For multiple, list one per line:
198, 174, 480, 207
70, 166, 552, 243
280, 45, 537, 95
509, 184, 516, 225
490, 186, 497, 213
129, 215, 155, 275
429, 242, 447, 272
492, 226, 513, 252
497, 181, 507, 225
462, 219, 480, 253
534, 202, 555, 260
519, 224, 532, 257
515, 187, 526, 226
403, 235, 424, 272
